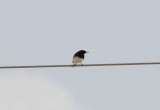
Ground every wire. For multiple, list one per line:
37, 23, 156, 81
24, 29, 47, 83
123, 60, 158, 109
0, 62, 160, 69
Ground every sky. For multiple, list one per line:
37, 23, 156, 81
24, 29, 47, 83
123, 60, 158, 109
0, 0, 160, 110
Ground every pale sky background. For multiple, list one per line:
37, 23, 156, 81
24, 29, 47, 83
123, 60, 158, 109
0, 0, 160, 110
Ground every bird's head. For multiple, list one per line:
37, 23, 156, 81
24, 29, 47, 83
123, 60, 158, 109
78, 50, 89, 54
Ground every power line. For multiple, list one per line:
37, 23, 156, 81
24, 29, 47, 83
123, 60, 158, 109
0, 62, 160, 69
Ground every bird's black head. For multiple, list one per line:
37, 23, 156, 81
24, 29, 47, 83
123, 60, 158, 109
73, 50, 88, 59
78, 50, 88, 54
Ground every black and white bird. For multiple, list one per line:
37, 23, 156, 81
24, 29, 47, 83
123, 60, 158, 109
72, 50, 88, 66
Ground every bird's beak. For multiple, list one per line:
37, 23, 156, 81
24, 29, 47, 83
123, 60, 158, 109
86, 51, 89, 53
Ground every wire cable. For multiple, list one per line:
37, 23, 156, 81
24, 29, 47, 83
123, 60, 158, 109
0, 62, 160, 69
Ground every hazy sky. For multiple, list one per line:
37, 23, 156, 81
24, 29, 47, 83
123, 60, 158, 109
0, 0, 160, 110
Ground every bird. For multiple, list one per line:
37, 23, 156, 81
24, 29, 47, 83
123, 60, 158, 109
72, 50, 88, 66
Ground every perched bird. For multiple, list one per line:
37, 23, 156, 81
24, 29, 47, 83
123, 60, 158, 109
72, 50, 88, 66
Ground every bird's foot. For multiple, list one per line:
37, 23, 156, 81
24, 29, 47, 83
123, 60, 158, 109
72, 64, 76, 67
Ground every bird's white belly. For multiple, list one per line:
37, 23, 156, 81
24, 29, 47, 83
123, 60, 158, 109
72, 57, 84, 64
